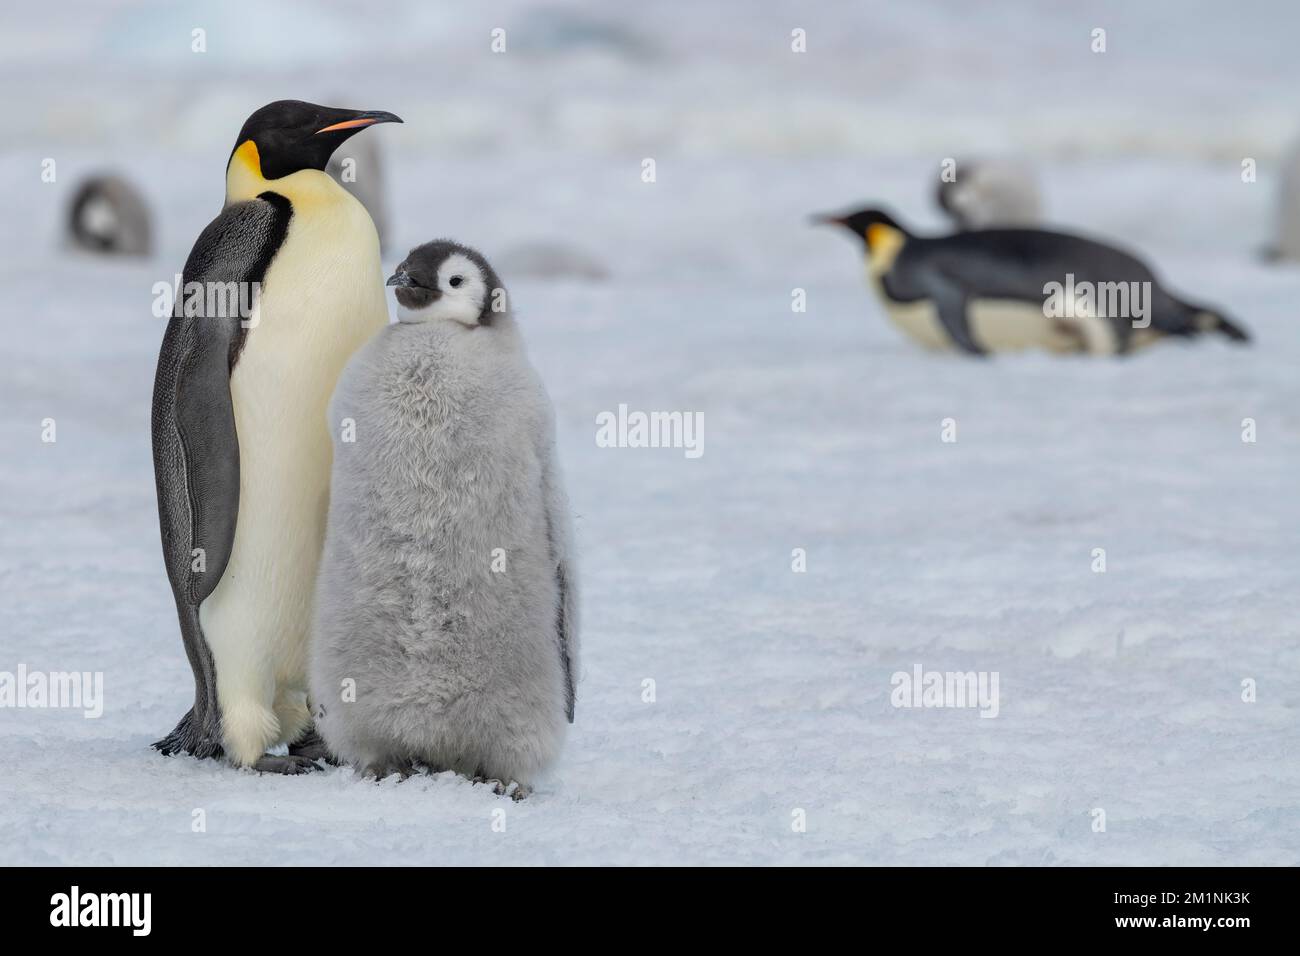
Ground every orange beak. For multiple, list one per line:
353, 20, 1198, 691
314, 110, 403, 135
316, 118, 380, 134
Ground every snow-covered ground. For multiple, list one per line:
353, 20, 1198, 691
2, 0, 1299, 865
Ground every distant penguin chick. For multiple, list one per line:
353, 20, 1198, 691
67, 174, 152, 256
311, 241, 579, 791
936, 159, 1041, 232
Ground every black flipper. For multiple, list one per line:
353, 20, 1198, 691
152, 605, 222, 758
151, 193, 292, 757
540, 424, 578, 724
555, 564, 575, 723
926, 279, 986, 356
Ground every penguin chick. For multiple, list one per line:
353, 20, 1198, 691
815, 206, 1250, 356
67, 174, 152, 256
311, 241, 578, 791
935, 159, 1041, 231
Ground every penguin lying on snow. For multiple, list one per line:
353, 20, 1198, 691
816, 207, 1250, 356
310, 240, 579, 797
151, 100, 401, 773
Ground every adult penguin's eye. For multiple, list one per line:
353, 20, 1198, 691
449, 276, 463, 288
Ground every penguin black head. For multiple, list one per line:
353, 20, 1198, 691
229, 100, 402, 181
813, 207, 909, 247
387, 241, 506, 327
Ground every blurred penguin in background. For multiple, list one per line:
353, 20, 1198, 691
66, 173, 152, 256
936, 158, 1041, 231
1264, 137, 1300, 262
497, 239, 611, 281
327, 133, 389, 250
817, 206, 1250, 356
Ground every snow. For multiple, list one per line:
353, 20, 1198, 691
2, 0, 1299, 865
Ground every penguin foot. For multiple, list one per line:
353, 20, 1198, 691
288, 728, 337, 764
362, 759, 416, 781
153, 707, 224, 760
250, 754, 322, 775
473, 776, 530, 801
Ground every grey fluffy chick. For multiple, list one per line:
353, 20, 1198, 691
310, 240, 578, 790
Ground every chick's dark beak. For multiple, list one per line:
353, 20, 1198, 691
386, 269, 417, 288
811, 212, 845, 227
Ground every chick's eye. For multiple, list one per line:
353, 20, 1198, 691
449, 276, 463, 288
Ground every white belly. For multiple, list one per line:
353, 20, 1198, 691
970, 298, 1086, 352
199, 190, 389, 763
872, 280, 1116, 355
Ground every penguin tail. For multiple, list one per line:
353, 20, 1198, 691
1187, 306, 1251, 343
1209, 311, 1251, 343
1166, 298, 1252, 344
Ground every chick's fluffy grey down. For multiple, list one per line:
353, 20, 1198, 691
310, 310, 578, 785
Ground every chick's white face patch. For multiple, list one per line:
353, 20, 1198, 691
398, 253, 491, 326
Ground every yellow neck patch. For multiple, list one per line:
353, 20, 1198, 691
224, 137, 346, 211
226, 140, 266, 203
865, 223, 906, 273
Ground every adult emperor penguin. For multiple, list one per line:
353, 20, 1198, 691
816, 206, 1250, 355
310, 240, 579, 796
151, 100, 401, 773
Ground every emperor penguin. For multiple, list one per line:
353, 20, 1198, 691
151, 100, 401, 773
310, 240, 579, 795
816, 206, 1250, 356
